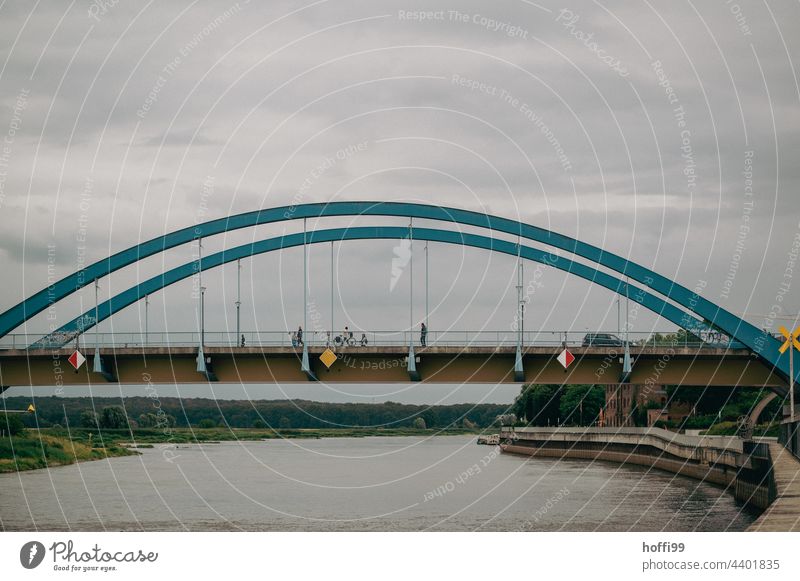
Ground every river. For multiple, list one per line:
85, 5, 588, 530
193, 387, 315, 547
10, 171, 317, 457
0, 435, 758, 531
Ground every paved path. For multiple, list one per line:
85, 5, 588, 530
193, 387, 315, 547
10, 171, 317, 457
748, 443, 800, 531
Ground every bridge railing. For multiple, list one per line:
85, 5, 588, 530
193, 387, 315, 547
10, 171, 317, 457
0, 330, 746, 350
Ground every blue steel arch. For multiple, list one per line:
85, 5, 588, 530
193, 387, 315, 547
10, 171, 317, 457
0, 201, 790, 382
43, 226, 713, 348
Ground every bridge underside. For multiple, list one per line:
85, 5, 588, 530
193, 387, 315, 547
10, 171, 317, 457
0, 346, 786, 387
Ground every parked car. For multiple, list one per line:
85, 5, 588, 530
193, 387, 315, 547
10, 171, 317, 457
582, 333, 624, 347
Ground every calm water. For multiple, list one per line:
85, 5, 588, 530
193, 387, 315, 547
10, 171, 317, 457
0, 436, 758, 531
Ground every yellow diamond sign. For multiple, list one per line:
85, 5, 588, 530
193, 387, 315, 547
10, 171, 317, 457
778, 325, 800, 354
27, 404, 36, 413
319, 348, 338, 369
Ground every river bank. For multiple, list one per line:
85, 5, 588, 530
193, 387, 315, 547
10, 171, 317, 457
0, 433, 137, 473
499, 426, 776, 511
0, 426, 476, 472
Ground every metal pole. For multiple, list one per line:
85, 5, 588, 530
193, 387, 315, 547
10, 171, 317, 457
145, 294, 149, 346
331, 241, 334, 341
791, 343, 795, 420
199, 238, 204, 347
517, 256, 522, 351
94, 278, 99, 349
617, 296, 620, 337
303, 218, 307, 341
410, 219, 414, 342
200, 285, 205, 347
236, 258, 241, 345
425, 240, 429, 328
521, 259, 525, 341
625, 276, 630, 345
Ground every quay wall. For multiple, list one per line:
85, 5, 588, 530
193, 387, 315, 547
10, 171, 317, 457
498, 427, 776, 510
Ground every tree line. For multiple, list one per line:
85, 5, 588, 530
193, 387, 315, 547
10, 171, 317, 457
510, 383, 780, 429
2, 396, 510, 430
512, 384, 605, 426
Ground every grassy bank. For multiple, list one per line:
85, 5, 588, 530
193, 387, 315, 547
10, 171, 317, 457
59, 426, 477, 447
1, 427, 478, 472
0, 433, 137, 473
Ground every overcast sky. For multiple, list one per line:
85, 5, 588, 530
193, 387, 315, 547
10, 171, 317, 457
1, 1, 799, 401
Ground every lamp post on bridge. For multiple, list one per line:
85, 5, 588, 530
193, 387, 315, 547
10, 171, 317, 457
196, 237, 210, 377
407, 219, 419, 380
200, 285, 206, 348
198, 237, 205, 348
514, 249, 525, 381
144, 294, 149, 346
236, 259, 241, 346
425, 240, 429, 332
622, 276, 632, 378
300, 218, 311, 376
94, 278, 99, 350
92, 279, 110, 378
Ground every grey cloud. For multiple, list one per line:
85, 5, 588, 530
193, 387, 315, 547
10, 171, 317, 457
0, 0, 799, 346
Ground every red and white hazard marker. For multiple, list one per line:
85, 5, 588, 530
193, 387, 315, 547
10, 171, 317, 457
68, 350, 86, 370
557, 348, 575, 370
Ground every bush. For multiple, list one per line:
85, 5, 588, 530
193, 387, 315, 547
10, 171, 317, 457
252, 419, 266, 429
99, 406, 129, 430
413, 417, 427, 429
1, 414, 25, 436
79, 410, 99, 429
198, 419, 216, 429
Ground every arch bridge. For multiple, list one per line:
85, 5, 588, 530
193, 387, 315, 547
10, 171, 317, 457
0, 202, 792, 393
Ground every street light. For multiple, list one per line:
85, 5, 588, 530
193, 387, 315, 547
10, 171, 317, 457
236, 259, 241, 346
94, 278, 100, 349
200, 286, 206, 347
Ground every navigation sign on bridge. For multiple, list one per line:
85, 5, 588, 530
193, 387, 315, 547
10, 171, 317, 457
557, 348, 575, 370
68, 350, 85, 370
319, 348, 338, 369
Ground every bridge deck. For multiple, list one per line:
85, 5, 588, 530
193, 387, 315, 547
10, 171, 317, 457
747, 443, 800, 532
0, 345, 785, 386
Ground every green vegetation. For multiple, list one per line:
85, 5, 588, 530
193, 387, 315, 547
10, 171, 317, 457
45, 425, 473, 447
703, 421, 780, 438
1, 413, 26, 436
0, 396, 501, 472
651, 386, 783, 434
512, 382, 782, 433
3, 396, 507, 431
512, 384, 605, 426
0, 432, 136, 473
632, 329, 700, 347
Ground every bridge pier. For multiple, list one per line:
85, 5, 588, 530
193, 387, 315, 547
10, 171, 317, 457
514, 346, 525, 382
301, 345, 317, 381
92, 349, 116, 383
407, 345, 420, 381
195, 346, 218, 382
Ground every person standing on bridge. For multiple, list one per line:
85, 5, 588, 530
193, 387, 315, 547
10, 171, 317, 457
297, 326, 303, 347
420, 323, 427, 347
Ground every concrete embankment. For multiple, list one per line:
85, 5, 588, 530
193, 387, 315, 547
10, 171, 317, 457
499, 427, 776, 511
747, 441, 800, 531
